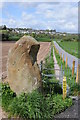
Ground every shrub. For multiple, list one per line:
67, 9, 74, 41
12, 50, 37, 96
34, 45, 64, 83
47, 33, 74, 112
1, 83, 16, 112
70, 83, 80, 96
1, 83, 73, 119
8, 36, 20, 41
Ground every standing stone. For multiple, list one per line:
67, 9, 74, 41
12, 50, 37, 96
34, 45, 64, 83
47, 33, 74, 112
7, 35, 41, 95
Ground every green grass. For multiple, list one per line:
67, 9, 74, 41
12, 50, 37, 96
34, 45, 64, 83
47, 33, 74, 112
0, 30, 8, 33
36, 37, 52, 42
57, 41, 79, 58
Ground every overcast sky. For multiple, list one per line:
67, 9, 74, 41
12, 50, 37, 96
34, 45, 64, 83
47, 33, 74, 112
0, 2, 78, 33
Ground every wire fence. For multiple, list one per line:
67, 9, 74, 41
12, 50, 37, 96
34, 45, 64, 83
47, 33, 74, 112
39, 60, 77, 96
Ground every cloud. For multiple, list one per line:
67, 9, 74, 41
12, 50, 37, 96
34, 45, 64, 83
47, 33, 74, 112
0, 2, 4, 9
22, 12, 35, 21
35, 2, 78, 32
1, 2, 78, 33
0, 0, 79, 2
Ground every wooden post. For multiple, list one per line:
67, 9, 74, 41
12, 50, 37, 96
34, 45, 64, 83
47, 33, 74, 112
76, 64, 80, 83
55, 47, 57, 52
41, 61, 43, 73
63, 54, 64, 63
72, 60, 75, 77
57, 50, 59, 54
65, 56, 68, 68
57, 49, 58, 54
60, 53, 62, 60
63, 76, 67, 99
56, 48, 57, 53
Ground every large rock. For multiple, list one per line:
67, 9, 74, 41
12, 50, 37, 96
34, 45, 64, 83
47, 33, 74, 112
7, 35, 41, 95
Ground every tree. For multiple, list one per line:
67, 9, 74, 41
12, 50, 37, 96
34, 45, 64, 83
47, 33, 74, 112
2, 25, 7, 30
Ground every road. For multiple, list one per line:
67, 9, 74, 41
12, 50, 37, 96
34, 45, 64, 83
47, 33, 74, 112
53, 41, 79, 72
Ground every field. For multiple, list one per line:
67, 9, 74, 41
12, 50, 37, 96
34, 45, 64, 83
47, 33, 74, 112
57, 41, 79, 58
1, 41, 50, 75
36, 37, 52, 42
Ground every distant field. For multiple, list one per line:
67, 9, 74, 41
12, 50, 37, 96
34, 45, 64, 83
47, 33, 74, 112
36, 37, 52, 42
57, 41, 79, 58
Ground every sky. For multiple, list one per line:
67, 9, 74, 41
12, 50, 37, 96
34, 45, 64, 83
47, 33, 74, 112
0, 1, 79, 33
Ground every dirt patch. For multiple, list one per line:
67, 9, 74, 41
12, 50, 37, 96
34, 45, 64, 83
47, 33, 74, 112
1, 41, 50, 73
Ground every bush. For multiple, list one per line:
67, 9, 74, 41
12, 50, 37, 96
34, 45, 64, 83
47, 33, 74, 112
42, 45, 62, 95
8, 36, 20, 41
8, 90, 51, 119
1, 83, 16, 112
43, 78, 62, 95
70, 83, 80, 96
1, 83, 72, 119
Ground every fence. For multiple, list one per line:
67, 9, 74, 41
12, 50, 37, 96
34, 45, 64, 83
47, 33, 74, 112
39, 42, 80, 98
54, 43, 80, 85
39, 60, 70, 96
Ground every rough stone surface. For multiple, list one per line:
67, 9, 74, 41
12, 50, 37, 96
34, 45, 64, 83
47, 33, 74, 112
7, 35, 41, 95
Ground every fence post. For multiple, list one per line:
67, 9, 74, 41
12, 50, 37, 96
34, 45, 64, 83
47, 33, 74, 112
60, 53, 62, 60
72, 60, 75, 77
49, 47, 51, 60
56, 48, 57, 53
63, 76, 67, 99
65, 56, 68, 68
63, 54, 64, 63
41, 61, 43, 73
76, 64, 80, 83
57, 50, 59, 54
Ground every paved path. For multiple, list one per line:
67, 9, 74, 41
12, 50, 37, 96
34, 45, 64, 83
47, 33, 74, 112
53, 47, 61, 81
54, 41, 79, 72
53, 47, 69, 93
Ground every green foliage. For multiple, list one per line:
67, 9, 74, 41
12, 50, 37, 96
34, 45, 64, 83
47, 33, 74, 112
51, 94, 72, 114
8, 90, 51, 119
55, 34, 78, 42
42, 45, 62, 95
1, 83, 72, 119
43, 77, 62, 95
1, 83, 16, 112
44, 45, 54, 71
70, 83, 80, 96
36, 37, 52, 42
8, 35, 21, 41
